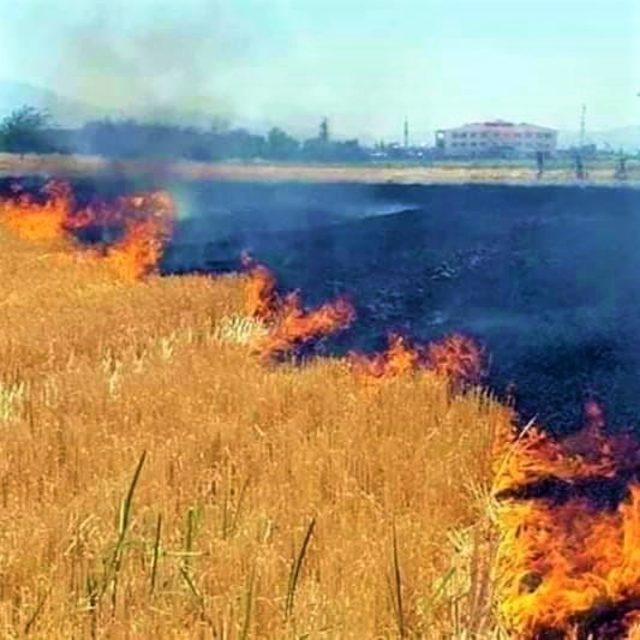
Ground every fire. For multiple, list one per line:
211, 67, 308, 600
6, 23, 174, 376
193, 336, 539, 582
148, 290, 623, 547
426, 333, 484, 385
495, 401, 640, 638
258, 292, 355, 360
0, 180, 175, 280
242, 257, 355, 360
101, 191, 175, 281
242, 257, 483, 377
65, 191, 167, 231
242, 254, 280, 320
348, 331, 483, 386
349, 332, 425, 379
103, 217, 170, 281
0, 180, 73, 241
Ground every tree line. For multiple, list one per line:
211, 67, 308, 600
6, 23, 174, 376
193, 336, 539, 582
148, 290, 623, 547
0, 107, 370, 163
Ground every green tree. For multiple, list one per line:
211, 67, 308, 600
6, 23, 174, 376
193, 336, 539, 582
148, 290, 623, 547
0, 106, 52, 155
266, 127, 299, 160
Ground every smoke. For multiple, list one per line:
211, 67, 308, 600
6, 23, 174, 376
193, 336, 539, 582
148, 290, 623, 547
50, 0, 258, 125
161, 181, 640, 431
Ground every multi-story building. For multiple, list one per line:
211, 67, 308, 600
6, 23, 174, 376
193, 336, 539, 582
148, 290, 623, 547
435, 120, 557, 157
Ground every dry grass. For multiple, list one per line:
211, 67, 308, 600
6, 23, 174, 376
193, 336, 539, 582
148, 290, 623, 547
0, 226, 513, 638
2, 151, 639, 186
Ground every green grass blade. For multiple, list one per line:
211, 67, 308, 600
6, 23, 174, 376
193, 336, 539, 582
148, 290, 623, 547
285, 517, 316, 620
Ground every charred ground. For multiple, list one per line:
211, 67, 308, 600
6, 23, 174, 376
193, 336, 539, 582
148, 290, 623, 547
5, 176, 640, 433
162, 180, 640, 434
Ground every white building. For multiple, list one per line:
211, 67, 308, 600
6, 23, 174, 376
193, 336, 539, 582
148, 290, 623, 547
435, 120, 557, 157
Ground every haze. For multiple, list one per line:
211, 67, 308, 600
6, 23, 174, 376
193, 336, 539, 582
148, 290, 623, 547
1, 0, 638, 141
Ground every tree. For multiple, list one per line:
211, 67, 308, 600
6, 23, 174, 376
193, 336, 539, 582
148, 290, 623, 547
210, 116, 231, 134
266, 127, 299, 160
0, 106, 53, 155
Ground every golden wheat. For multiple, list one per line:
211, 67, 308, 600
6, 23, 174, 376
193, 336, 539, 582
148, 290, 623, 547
0, 226, 512, 638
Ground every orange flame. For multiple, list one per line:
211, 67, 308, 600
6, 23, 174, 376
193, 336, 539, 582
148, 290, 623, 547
242, 254, 280, 321
0, 180, 73, 241
349, 331, 483, 387
349, 332, 425, 379
101, 191, 175, 281
0, 181, 175, 280
495, 401, 640, 638
103, 218, 169, 281
426, 333, 484, 386
243, 257, 355, 360
258, 292, 355, 360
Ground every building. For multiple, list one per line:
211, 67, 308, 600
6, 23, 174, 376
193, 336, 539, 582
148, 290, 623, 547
435, 120, 557, 158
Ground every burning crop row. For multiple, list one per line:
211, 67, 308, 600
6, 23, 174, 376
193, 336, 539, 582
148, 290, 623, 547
0, 180, 73, 241
0, 180, 175, 280
235, 215, 640, 638
494, 402, 640, 639
2, 180, 484, 384
349, 331, 484, 387
13, 179, 638, 638
241, 255, 485, 388
242, 254, 356, 361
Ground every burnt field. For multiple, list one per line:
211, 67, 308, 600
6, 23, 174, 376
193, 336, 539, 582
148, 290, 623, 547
5, 175, 640, 432
4, 173, 640, 636
162, 180, 640, 433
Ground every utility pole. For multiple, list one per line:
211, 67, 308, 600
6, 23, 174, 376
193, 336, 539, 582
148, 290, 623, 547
579, 104, 587, 150
575, 104, 587, 180
615, 150, 628, 181
319, 117, 329, 143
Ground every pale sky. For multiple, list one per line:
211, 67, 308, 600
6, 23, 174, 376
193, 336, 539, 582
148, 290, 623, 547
1, 0, 639, 141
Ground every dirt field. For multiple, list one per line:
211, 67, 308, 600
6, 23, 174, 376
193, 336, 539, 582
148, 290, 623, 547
1, 151, 638, 186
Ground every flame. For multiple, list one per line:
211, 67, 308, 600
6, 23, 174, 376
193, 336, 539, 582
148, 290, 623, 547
0, 180, 73, 241
0, 181, 175, 280
242, 257, 355, 359
258, 292, 355, 360
629, 618, 640, 640
242, 254, 280, 321
348, 331, 483, 387
495, 401, 640, 638
103, 218, 169, 281
349, 332, 425, 379
101, 191, 175, 281
426, 333, 484, 386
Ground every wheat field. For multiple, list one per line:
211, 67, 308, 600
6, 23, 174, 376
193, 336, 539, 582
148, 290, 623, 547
2, 152, 639, 187
0, 226, 513, 638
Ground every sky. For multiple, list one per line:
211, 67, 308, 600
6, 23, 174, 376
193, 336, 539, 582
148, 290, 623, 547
1, 0, 639, 142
